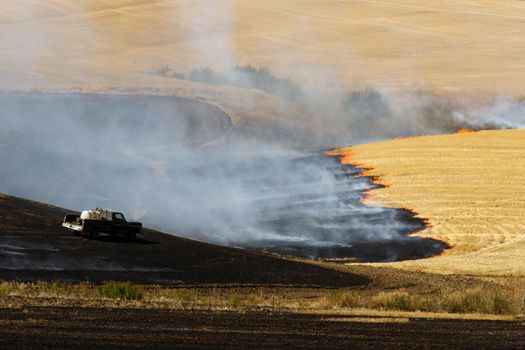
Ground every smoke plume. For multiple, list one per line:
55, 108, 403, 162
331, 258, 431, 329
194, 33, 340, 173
1, 1, 524, 261
0, 90, 517, 260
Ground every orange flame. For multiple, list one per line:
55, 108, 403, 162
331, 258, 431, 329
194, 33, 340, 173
325, 148, 390, 206
324, 147, 451, 258
456, 128, 477, 134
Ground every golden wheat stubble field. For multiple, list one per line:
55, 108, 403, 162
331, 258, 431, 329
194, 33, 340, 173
1, 0, 525, 96
331, 129, 525, 277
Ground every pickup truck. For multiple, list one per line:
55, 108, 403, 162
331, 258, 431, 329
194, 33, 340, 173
62, 208, 142, 241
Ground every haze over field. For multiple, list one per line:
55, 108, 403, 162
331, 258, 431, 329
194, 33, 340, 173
0, 1, 524, 270
2, 0, 525, 143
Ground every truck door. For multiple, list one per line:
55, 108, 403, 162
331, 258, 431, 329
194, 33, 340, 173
112, 213, 127, 233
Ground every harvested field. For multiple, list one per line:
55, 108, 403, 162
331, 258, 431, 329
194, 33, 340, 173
330, 129, 525, 276
1, 1, 525, 96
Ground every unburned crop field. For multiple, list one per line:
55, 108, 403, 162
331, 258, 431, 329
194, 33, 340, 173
332, 129, 525, 276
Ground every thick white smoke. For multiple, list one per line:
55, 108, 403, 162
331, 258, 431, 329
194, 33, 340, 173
3, 89, 521, 260
0, 92, 443, 261
1, 1, 524, 261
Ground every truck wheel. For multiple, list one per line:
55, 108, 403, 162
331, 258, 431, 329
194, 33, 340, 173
127, 232, 136, 241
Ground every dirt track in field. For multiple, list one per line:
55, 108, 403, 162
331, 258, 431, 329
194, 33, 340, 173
0, 307, 523, 350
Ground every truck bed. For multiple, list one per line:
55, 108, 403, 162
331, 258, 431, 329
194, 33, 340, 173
62, 221, 83, 232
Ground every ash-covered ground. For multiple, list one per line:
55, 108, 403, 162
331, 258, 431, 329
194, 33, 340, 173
227, 153, 447, 261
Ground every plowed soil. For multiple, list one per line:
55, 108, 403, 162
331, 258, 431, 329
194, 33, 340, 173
0, 307, 523, 350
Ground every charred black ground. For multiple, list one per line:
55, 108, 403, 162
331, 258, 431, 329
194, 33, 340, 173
244, 154, 448, 262
0, 194, 367, 286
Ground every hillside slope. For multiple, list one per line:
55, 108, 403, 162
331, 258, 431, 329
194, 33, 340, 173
0, 193, 366, 286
